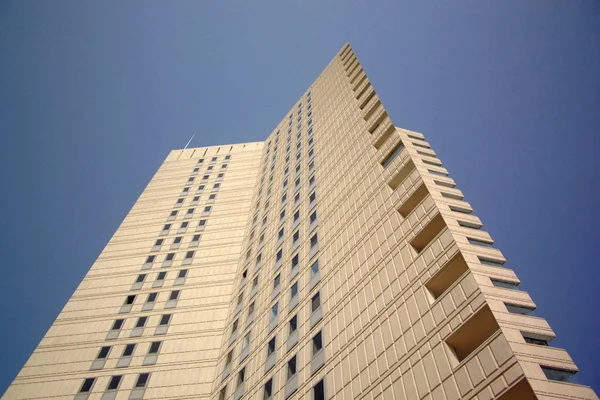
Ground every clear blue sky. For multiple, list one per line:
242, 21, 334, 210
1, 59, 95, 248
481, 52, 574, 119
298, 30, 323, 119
1, 0, 599, 395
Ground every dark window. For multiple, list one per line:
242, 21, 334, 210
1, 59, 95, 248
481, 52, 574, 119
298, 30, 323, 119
123, 344, 135, 356
135, 373, 150, 388
292, 254, 299, 268
278, 228, 284, 239
287, 356, 297, 378
204, 206, 211, 212
159, 314, 171, 325
135, 317, 147, 328
290, 281, 298, 298
491, 279, 519, 290
135, 274, 146, 283
310, 211, 317, 224
199, 219, 206, 226
97, 346, 110, 359
289, 315, 297, 333
157, 272, 167, 280
310, 233, 318, 248
169, 211, 177, 217
192, 234, 201, 241
264, 378, 273, 398
107, 375, 122, 390
125, 295, 135, 305
313, 331, 323, 354
79, 378, 95, 393
313, 380, 325, 400
169, 290, 180, 300
309, 192, 316, 203
542, 366, 577, 382
267, 337, 276, 356
312, 293, 321, 312
112, 319, 124, 330
166, 253, 175, 261
149, 341, 161, 354
174, 236, 182, 244
181, 222, 189, 228
146, 255, 155, 263
147, 293, 157, 302
178, 269, 188, 278
293, 210, 300, 222
311, 260, 320, 277
293, 230, 299, 242
185, 251, 194, 259
163, 224, 171, 230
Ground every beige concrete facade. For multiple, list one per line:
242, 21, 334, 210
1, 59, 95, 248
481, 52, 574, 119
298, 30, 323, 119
3, 44, 598, 400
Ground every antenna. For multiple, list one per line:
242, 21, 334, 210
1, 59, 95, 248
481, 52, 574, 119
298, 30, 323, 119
183, 133, 196, 150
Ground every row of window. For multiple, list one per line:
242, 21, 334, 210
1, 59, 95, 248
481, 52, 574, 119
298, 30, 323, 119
77, 373, 150, 395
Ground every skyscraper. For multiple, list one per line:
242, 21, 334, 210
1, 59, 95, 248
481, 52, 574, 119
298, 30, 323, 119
3, 44, 597, 400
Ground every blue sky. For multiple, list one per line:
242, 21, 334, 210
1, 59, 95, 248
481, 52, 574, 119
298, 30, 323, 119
1, 0, 599, 395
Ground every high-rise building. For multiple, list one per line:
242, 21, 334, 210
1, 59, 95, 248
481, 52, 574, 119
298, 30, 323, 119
3, 44, 597, 400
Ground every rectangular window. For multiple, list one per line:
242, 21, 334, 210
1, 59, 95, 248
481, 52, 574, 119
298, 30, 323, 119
79, 378, 95, 393
311, 292, 321, 312
159, 314, 172, 325
135, 274, 146, 283
292, 230, 299, 243
97, 346, 111, 359
290, 281, 298, 298
287, 356, 297, 378
124, 295, 136, 305
112, 319, 124, 330
122, 343, 135, 356
311, 260, 320, 277
264, 378, 273, 398
271, 303, 279, 319
478, 256, 505, 267
468, 238, 493, 247
312, 331, 323, 354
178, 269, 187, 278
107, 375, 122, 390
147, 292, 157, 302
542, 366, 577, 382
148, 341, 161, 354
157, 272, 167, 280
273, 274, 281, 289
278, 228, 284, 240
291, 254, 299, 269
267, 337, 276, 356
505, 303, 535, 315
491, 279, 519, 290
313, 380, 325, 400
289, 315, 297, 333
135, 373, 150, 388
310, 233, 318, 248
146, 255, 155, 263
135, 317, 147, 328
185, 251, 195, 259
169, 290, 180, 300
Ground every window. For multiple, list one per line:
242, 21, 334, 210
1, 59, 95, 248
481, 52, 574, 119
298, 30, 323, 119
198, 185, 205, 191
97, 346, 111, 359
274, 274, 281, 290
267, 337, 276, 357
135, 317, 147, 328
505, 303, 535, 315
148, 341, 161, 354
283, 179, 288, 188
287, 356, 297, 378
207, 166, 213, 171
309, 191, 316, 204
147, 293, 158, 302
290, 281, 298, 298
157, 272, 167, 280
310, 233, 318, 248
468, 238, 493, 247
187, 177, 194, 182
112, 319, 124, 330
271, 302, 279, 319
202, 175, 209, 180
192, 234, 201, 242
313, 379, 325, 400
163, 224, 171, 231
523, 334, 549, 346
237, 367, 246, 386
124, 295, 136, 305
209, 194, 216, 200
491, 279, 519, 290
221, 164, 228, 169
146, 255, 155, 263
135, 373, 150, 388
159, 314, 172, 325
217, 173, 224, 179
180, 221, 189, 228
311, 292, 321, 313
310, 211, 317, 224
276, 249, 283, 262
309, 175, 316, 186
154, 239, 164, 246
135, 274, 146, 283
165, 253, 175, 261
173, 236, 182, 244
199, 219, 206, 227
256, 253, 262, 265
292, 230, 299, 243
295, 177, 300, 188
225, 155, 231, 160
213, 183, 220, 189
193, 167, 199, 172
169, 290, 180, 300
542, 367, 577, 382
79, 378, 95, 393
197, 158, 204, 164
176, 198, 184, 204
107, 375, 122, 390
291, 254, 299, 269
182, 187, 189, 193
169, 211, 177, 217
312, 331, 323, 354
311, 260, 320, 277
293, 210, 300, 223
187, 208, 195, 215
278, 227, 284, 240
122, 343, 135, 356
289, 315, 297, 333
264, 378, 273, 398
280, 209, 286, 220
211, 157, 217, 162
225, 350, 233, 367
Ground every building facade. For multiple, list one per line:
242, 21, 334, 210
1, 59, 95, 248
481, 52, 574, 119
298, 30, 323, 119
3, 44, 598, 400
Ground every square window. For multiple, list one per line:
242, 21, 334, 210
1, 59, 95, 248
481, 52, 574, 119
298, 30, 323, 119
178, 269, 188, 278
136, 274, 146, 283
